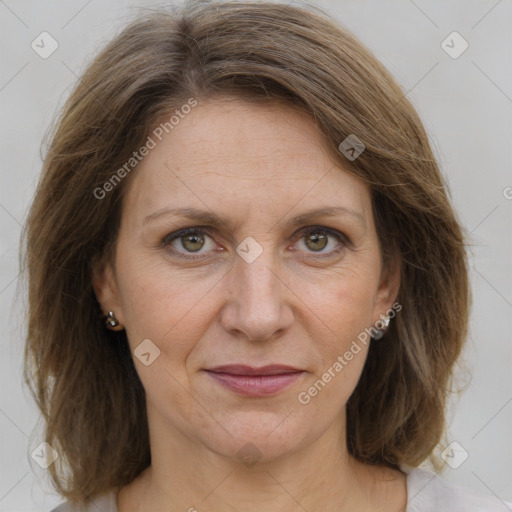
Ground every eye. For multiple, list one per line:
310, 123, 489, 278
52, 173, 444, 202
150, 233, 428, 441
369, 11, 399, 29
293, 226, 349, 257
161, 227, 217, 259
160, 225, 349, 261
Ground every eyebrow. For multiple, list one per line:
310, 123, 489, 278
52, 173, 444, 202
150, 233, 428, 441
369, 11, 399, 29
143, 206, 366, 231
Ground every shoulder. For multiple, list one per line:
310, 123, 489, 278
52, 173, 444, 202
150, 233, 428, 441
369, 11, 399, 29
49, 491, 117, 512
403, 465, 512, 512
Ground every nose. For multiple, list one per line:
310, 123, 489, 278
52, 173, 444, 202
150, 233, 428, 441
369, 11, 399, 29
219, 245, 295, 342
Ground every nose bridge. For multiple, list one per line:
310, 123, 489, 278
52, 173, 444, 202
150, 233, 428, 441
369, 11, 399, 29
239, 247, 278, 300
220, 238, 293, 340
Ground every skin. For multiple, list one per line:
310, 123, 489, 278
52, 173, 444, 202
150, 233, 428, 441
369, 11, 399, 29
93, 97, 406, 512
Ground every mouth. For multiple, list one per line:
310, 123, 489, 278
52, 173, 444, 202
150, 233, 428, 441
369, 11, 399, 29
204, 365, 305, 396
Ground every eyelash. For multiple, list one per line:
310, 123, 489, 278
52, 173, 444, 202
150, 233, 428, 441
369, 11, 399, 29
159, 225, 350, 261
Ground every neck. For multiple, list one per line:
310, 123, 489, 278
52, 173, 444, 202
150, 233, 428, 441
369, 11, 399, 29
118, 404, 405, 512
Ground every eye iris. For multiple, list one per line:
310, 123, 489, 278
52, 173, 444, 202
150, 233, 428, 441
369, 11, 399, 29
305, 232, 328, 251
182, 233, 205, 252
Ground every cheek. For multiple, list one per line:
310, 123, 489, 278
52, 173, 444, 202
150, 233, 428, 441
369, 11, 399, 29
296, 262, 378, 380
115, 251, 219, 357
294, 279, 373, 413
300, 261, 380, 336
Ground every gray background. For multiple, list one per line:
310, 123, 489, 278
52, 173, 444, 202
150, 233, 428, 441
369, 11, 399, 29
0, 0, 511, 510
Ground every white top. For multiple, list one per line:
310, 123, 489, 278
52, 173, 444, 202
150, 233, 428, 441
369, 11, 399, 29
50, 466, 512, 511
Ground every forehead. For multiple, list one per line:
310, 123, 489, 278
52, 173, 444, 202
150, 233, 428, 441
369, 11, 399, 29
150, 99, 332, 175
122, 98, 371, 222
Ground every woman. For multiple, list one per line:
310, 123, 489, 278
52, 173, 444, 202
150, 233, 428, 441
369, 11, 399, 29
22, 1, 510, 511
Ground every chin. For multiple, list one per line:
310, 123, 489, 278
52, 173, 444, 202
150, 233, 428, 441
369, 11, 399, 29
195, 410, 314, 466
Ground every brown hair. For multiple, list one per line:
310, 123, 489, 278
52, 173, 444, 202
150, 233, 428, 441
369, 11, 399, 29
21, 0, 470, 502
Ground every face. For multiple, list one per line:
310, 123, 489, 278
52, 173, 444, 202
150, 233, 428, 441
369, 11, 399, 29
94, 97, 399, 464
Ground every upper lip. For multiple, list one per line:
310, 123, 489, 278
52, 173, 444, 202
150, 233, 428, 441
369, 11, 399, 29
205, 364, 303, 376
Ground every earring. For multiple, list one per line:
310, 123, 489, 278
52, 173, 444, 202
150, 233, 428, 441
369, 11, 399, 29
371, 315, 391, 340
103, 311, 124, 331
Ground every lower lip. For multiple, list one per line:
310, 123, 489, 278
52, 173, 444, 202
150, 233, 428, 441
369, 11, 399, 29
205, 371, 304, 396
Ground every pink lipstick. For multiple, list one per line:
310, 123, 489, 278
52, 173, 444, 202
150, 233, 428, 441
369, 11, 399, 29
204, 364, 304, 396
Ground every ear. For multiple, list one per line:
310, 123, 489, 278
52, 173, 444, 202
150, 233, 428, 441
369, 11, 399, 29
372, 256, 401, 321
92, 254, 125, 325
